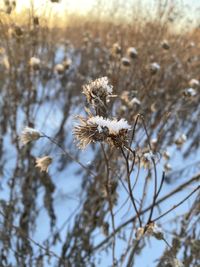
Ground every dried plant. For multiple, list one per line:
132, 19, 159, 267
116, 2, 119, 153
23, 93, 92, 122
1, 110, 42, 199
0, 0, 200, 266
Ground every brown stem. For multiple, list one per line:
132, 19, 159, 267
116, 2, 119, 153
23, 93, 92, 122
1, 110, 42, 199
153, 185, 200, 222
121, 147, 142, 227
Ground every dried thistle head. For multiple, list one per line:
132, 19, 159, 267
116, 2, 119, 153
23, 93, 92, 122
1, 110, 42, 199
127, 47, 138, 59
175, 134, 187, 147
149, 62, 160, 75
19, 127, 42, 145
163, 151, 170, 160
189, 79, 199, 88
140, 151, 160, 169
82, 77, 113, 112
73, 116, 131, 149
14, 25, 24, 38
161, 40, 170, 50
121, 57, 131, 67
29, 57, 41, 70
136, 223, 164, 241
164, 163, 172, 172
62, 58, 72, 70
111, 43, 122, 56
145, 222, 164, 240
183, 87, 197, 98
54, 63, 65, 75
140, 152, 152, 169
35, 156, 53, 172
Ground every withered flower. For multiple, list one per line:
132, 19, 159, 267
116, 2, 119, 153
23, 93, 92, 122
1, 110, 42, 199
35, 156, 53, 172
62, 58, 72, 70
189, 79, 199, 88
111, 43, 122, 56
162, 150, 170, 160
74, 116, 131, 149
164, 163, 172, 172
136, 223, 164, 241
127, 47, 138, 59
29, 57, 41, 70
54, 63, 65, 75
175, 134, 187, 147
183, 87, 197, 98
145, 222, 164, 240
82, 77, 113, 112
14, 25, 23, 38
161, 40, 170, 50
149, 62, 160, 75
19, 126, 42, 145
121, 57, 131, 67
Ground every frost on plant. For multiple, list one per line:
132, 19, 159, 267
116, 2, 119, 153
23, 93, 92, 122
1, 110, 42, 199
82, 77, 113, 114
74, 116, 131, 149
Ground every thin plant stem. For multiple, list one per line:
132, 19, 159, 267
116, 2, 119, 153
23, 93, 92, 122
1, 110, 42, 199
121, 147, 142, 227
153, 185, 200, 222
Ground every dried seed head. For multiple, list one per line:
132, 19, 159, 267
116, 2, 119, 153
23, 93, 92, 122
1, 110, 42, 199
141, 151, 160, 169
161, 40, 170, 50
54, 63, 65, 74
74, 116, 131, 149
19, 127, 41, 145
83, 77, 113, 111
127, 47, 138, 58
175, 134, 187, 147
62, 58, 72, 70
183, 87, 197, 97
189, 79, 199, 88
149, 62, 160, 74
14, 26, 23, 37
121, 57, 131, 67
141, 152, 152, 169
29, 57, 40, 70
35, 156, 53, 172
164, 163, 172, 172
162, 151, 170, 160
112, 43, 122, 56
146, 222, 164, 240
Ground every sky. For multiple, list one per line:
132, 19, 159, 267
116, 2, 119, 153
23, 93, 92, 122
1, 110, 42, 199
15, 0, 95, 15
14, 0, 200, 16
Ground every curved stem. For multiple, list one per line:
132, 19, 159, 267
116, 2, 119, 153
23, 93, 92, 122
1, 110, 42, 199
121, 147, 142, 227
